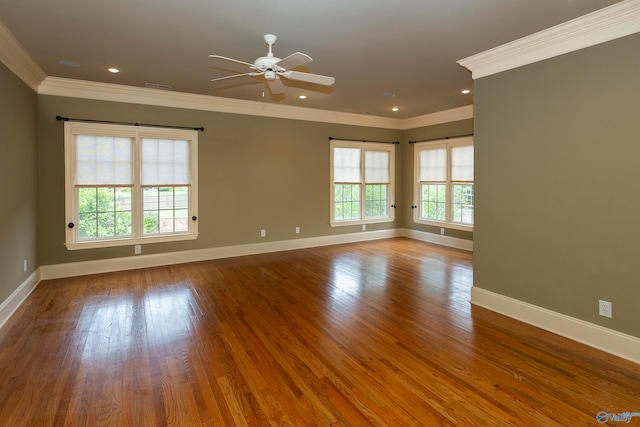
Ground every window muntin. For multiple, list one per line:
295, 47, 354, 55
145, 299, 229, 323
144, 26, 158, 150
64, 122, 198, 249
414, 138, 473, 230
331, 141, 394, 226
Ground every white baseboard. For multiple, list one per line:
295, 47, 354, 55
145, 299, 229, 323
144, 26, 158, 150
471, 287, 640, 365
401, 228, 473, 251
40, 229, 402, 280
0, 269, 40, 330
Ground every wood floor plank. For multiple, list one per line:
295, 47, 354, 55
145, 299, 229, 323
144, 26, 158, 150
0, 237, 639, 426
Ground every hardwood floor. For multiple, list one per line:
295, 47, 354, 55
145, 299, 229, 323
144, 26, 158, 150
0, 238, 638, 426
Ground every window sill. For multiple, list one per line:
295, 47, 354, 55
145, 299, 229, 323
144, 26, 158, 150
330, 217, 394, 227
65, 232, 199, 250
413, 218, 473, 232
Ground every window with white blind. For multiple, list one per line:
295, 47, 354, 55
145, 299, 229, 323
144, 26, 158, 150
330, 140, 395, 226
64, 122, 198, 249
414, 137, 473, 230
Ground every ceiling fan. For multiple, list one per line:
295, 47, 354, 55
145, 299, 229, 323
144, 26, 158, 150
209, 34, 335, 95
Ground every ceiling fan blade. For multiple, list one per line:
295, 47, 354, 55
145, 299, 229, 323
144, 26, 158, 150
211, 72, 261, 83
282, 70, 335, 86
267, 76, 285, 94
208, 55, 254, 68
274, 52, 312, 70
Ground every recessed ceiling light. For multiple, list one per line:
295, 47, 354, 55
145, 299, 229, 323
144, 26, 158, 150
461, 89, 471, 94
108, 67, 120, 73
298, 95, 307, 99
58, 59, 80, 67
391, 107, 399, 112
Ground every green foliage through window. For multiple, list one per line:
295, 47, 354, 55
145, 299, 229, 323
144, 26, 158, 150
365, 184, 388, 218
421, 184, 446, 221
78, 187, 132, 239
334, 184, 361, 220
452, 184, 474, 225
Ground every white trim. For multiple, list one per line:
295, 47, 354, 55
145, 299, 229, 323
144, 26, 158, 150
40, 229, 401, 280
400, 105, 474, 130
0, 20, 46, 91
0, 270, 40, 330
40, 228, 471, 281
38, 77, 473, 129
471, 287, 640, 365
39, 77, 404, 129
458, 0, 640, 79
401, 228, 473, 252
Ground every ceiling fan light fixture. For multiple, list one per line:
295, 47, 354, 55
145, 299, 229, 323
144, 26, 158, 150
209, 34, 335, 96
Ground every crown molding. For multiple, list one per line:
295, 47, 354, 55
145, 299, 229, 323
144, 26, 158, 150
38, 76, 472, 129
399, 105, 473, 130
39, 77, 406, 129
458, 0, 640, 79
0, 21, 46, 91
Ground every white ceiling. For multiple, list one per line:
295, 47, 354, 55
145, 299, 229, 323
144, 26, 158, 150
0, 0, 623, 119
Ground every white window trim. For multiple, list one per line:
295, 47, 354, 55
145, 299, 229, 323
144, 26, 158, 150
413, 136, 473, 232
330, 139, 395, 227
64, 122, 199, 250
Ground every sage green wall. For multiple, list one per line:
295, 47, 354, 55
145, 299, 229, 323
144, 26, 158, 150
0, 63, 38, 303
402, 120, 474, 240
474, 33, 640, 338
37, 95, 403, 265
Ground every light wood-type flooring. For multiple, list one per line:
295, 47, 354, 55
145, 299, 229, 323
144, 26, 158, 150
0, 238, 638, 426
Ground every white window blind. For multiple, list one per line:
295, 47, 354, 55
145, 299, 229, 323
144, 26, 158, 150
333, 147, 361, 183
141, 138, 191, 186
364, 151, 389, 183
451, 145, 474, 181
75, 135, 133, 185
419, 148, 447, 181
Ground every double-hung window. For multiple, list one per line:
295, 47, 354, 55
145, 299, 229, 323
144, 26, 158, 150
414, 137, 473, 230
330, 140, 395, 226
64, 122, 198, 249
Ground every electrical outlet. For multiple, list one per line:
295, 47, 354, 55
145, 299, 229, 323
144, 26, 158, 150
135, 245, 142, 254
440, 227, 445, 235
599, 300, 612, 318
362, 224, 366, 231
23, 259, 27, 272
261, 229, 266, 238
295, 226, 300, 234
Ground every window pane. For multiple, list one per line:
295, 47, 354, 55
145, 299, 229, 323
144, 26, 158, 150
452, 184, 474, 225
421, 183, 446, 221
419, 148, 447, 181
141, 138, 191, 185
365, 184, 388, 218
76, 135, 133, 185
364, 151, 389, 183
143, 186, 190, 234
334, 183, 361, 220
451, 145, 474, 181
77, 187, 132, 240
333, 148, 361, 183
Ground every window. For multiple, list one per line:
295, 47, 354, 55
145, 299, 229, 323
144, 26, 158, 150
64, 122, 198, 249
330, 140, 395, 226
414, 137, 473, 230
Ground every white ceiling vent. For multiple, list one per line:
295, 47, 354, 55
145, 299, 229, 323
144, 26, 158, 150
145, 82, 172, 90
